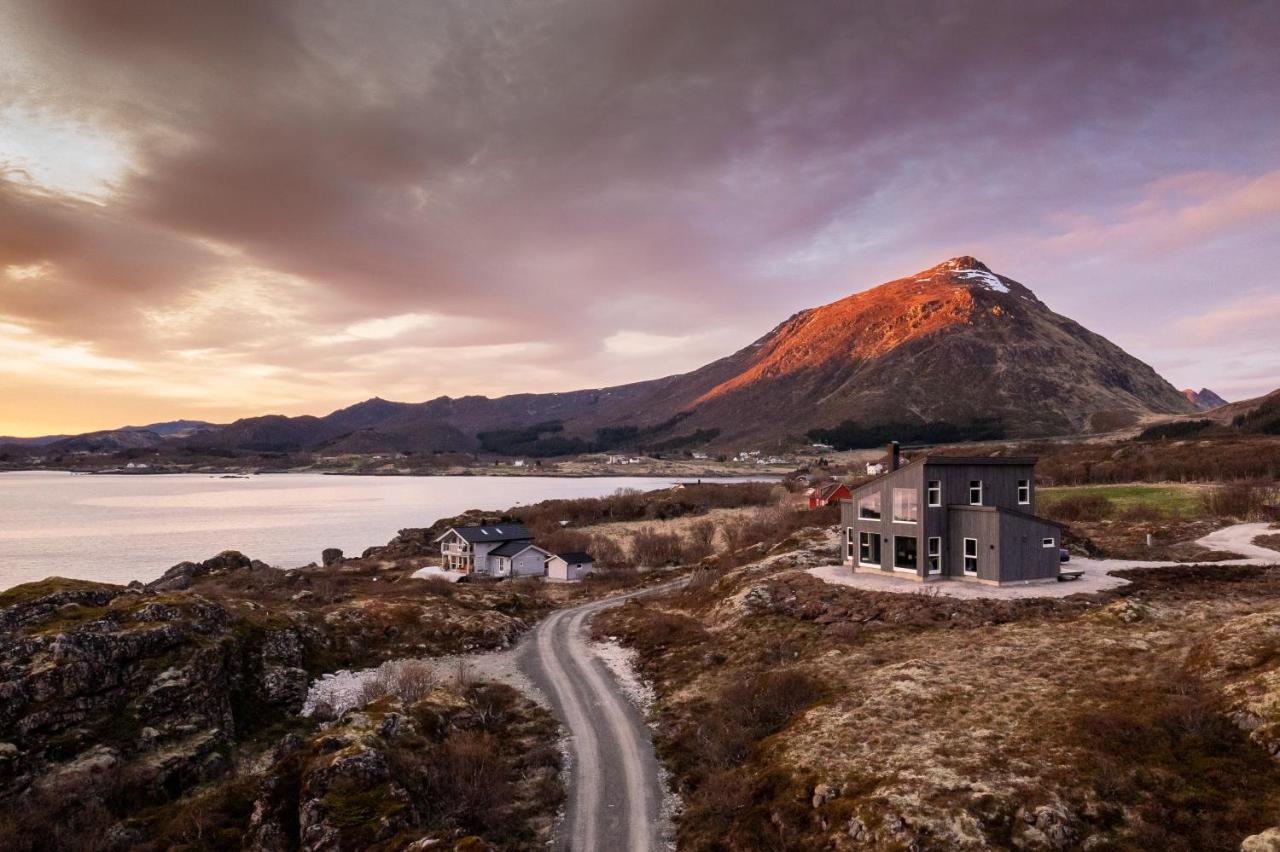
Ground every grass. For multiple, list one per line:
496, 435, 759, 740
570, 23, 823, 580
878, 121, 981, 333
0, 577, 118, 608
1039, 483, 1203, 517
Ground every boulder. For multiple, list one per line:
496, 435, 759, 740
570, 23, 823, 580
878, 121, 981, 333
1243, 829, 1280, 852
322, 548, 344, 567
812, 782, 837, 808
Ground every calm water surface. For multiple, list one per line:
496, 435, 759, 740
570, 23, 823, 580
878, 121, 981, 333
0, 472, 752, 590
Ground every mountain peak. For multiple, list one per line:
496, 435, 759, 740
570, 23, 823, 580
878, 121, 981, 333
939, 255, 990, 273
910, 256, 1012, 295
1182, 388, 1228, 410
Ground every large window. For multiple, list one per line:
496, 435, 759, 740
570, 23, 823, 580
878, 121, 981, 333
858, 531, 881, 566
927, 537, 941, 574
927, 480, 941, 507
858, 492, 882, 520
1017, 479, 1031, 505
893, 536, 917, 570
969, 480, 983, 505
963, 538, 978, 574
892, 488, 918, 523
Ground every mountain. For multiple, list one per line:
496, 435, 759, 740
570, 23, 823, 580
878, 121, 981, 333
0, 434, 70, 448
175, 257, 1193, 455
1201, 387, 1280, 434
120, 419, 215, 438
0, 420, 215, 454
1182, 388, 1229, 410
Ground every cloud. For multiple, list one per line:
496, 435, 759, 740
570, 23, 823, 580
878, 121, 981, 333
1, 0, 1279, 432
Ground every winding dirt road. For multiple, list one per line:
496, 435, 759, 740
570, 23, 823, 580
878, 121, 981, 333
517, 588, 671, 852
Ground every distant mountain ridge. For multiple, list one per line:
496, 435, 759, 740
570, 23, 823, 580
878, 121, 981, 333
174, 257, 1194, 454
1, 420, 215, 453
5, 258, 1203, 456
1182, 388, 1229, 410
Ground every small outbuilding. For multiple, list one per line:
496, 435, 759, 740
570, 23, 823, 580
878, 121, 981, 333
546, 552, 595, 582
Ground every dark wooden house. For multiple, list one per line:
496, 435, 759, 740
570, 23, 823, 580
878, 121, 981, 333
839, 443, 1063, 585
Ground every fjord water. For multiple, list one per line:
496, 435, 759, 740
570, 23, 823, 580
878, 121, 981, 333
0, 471, 741, 590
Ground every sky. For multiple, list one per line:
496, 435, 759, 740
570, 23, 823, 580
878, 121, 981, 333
1, 1, 1278, 436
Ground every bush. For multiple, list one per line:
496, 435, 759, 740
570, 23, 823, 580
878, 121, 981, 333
807, 417, 1005, 450
1136, 419, 1214, 440
1067, 666, 1280, 850
1043, 494, 1115, 522
1202, 482, 1277, 520
633, 526, 684, 567
359, 659, 439, 706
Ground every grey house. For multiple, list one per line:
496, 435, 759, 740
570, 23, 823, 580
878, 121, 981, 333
436, 524, 548, 576
839, 444, 1063, 585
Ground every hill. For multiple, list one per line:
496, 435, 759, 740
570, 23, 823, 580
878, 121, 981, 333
182, 257, 1193, 455
1183, 388, 1229, 410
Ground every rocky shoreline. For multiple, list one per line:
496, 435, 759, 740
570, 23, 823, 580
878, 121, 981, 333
0, 537, 565, 851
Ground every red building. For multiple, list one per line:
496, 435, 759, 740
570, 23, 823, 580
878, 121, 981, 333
808, 482, 852, 509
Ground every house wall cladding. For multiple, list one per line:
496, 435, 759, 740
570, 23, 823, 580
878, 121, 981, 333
841, 460, 1049, 583
842, 462, 925, 573
997, 513, 1061, 582
512, 550, 547, 577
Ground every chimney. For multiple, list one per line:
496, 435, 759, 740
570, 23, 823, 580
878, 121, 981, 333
887, 441, 900, 471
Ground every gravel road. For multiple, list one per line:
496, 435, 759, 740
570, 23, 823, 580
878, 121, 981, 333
517, 585, 675, 852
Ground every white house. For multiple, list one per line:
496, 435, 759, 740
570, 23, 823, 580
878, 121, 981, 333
435, 524, 583, 580
546, 552, 595, 582
435, 524, 537, 576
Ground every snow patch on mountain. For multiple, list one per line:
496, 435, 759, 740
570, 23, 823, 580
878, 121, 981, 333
954, 268, 1010, 294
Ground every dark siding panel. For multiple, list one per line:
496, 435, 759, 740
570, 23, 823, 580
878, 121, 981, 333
997, 513, 1061, 582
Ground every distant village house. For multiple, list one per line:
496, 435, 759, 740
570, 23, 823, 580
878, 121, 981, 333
808, 482, 852, 509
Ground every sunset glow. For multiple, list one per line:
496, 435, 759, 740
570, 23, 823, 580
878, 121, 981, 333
1, 1, 1278, 436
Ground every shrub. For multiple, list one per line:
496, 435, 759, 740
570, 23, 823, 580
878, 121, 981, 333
1136, 419, 1214, 440
1202, 482, 1277, 520
1043, 494, 1115, 522
1066, 666, 1280, 850
359, 659, 439, 706
633, 526, 684, 567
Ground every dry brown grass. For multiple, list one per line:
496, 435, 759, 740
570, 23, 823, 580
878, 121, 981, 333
599, 524, 1280, 851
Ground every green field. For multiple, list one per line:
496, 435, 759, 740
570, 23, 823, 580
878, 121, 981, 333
1038, 484, 1204, 517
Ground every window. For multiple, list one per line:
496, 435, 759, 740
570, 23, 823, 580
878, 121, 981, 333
858, 531, 881, 566
1042, 537, 1056, 548
927, 480, 941, 507
1018, 479, 1031, 505
892, 488, 918, 523
858, 492, 881, 520
846, 528, 856, 559
927, 537, 941, 574
969, 480, 983, 505
963, 538, 978, 574
893, 536, 917, 570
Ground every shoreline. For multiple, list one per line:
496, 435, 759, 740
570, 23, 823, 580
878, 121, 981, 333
0, 467, 789, 480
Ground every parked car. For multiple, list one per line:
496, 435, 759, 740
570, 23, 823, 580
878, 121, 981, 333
1059, 548, 1071, 563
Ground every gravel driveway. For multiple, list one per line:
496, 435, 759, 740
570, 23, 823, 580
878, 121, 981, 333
806, 522, 1280, 600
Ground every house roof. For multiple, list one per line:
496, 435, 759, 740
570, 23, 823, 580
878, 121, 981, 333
551, 551, 594, 563
490, 540, 551, 558
842, 454, 1039, 498
921, 456, 1038, 466
949, 503, 1064, 529
436, 523, 532, 544
817, 482, 850, 500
